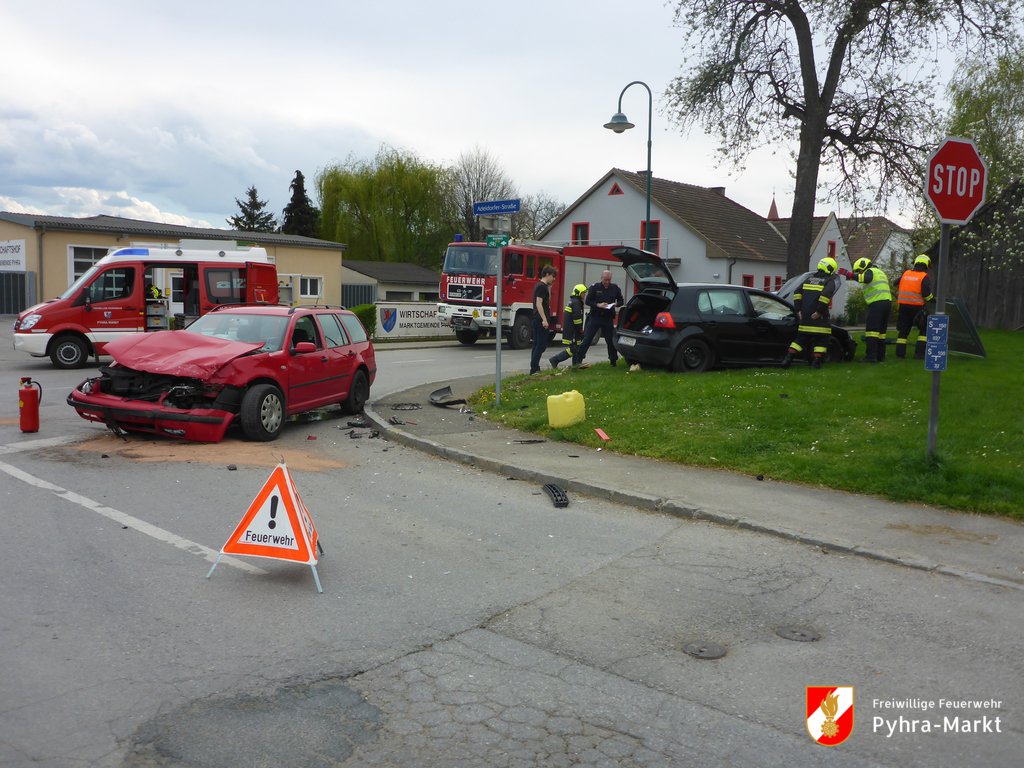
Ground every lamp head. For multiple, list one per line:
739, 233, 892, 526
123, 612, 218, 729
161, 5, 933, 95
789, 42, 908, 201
603, 112, 634, 133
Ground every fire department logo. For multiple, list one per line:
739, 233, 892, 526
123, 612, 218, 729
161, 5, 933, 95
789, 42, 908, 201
807, 686, 854, 746
380, 307, 397, 333
104, 311, 112, 319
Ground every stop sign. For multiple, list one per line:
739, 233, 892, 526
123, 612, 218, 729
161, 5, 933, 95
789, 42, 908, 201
926, 138, 988, 224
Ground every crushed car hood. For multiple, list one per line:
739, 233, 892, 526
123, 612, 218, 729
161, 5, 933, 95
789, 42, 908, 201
103, 331, 264, 378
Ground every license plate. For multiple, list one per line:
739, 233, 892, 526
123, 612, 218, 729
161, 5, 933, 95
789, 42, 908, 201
619, 336, 636, 347
452, 316, 471, 327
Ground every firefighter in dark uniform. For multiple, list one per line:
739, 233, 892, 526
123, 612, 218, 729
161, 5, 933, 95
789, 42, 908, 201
549, 284, 588, 369
782, 257, 839, 369
578, 270, 625, 366
839, 257, 892, 362
895, 254, 934, 359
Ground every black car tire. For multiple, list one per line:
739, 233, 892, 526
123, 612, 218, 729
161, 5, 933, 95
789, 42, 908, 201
827, 336, 846, 363
50, 334, 89, 369
240, 384, 285, 441
508, 311, 532, 350
456, 329, 479, 345
342, 369, 370, 415
672, 338, 713, 373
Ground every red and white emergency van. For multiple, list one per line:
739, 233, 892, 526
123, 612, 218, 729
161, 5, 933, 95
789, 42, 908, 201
13, 245, 279, 368
436, 241, 634, 348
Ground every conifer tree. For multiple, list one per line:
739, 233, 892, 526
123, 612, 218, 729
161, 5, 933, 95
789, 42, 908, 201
281, 170, 320, 237
227, 185, 278, 232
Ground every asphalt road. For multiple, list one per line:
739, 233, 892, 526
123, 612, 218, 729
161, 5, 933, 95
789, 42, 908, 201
1, 324, 1020, 767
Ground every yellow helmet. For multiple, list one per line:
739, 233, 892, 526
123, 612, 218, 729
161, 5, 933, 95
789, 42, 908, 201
817, 257, 838, 276
914, 254, 931, 269
572, 283, 588, 297
853, 257, 872, 273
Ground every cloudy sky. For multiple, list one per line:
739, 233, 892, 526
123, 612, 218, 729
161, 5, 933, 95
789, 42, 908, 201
2, 1, 857, 230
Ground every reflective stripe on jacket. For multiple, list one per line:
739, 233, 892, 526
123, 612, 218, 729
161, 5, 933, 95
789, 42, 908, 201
859, 267, 891, 304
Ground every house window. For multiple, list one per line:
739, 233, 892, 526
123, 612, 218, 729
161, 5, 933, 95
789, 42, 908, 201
764, 276, 772, 291
300, 276, 322, 299
70, 246, 109, 282
742, 274, 754, 288
571, 222, 590, 245
640, 220, 661, 254
827, 240, 837, 259
386, 291, 413, 301
775, 276, 784, 291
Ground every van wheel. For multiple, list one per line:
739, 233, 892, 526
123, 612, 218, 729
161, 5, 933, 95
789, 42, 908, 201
342, 370, 370, 415
672, 338, 712, 373
240, 384, 284, 441
508, 312, 531, 349
50, 335, 89, 369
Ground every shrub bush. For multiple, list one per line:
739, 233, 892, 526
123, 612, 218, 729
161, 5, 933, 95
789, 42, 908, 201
351, 303, 377, 336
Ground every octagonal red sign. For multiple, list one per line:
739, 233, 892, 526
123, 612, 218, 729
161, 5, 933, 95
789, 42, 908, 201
926, 138, 988, 224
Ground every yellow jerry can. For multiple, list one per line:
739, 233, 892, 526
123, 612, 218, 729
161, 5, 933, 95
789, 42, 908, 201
547, 390, 586, 428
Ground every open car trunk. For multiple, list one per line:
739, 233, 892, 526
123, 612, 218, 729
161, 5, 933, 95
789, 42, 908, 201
618, 291, 674, 333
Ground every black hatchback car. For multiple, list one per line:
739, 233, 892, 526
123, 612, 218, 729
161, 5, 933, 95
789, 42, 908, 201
612, 247, 856, 372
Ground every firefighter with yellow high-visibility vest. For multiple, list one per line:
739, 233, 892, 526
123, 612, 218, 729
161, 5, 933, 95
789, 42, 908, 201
895, 254, 934, 359
782, 257, 839, 369
838, 257, 892, 363
549, 284, 588, 369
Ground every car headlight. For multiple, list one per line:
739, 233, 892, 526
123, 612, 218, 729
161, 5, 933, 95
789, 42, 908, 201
18, 313, 43, 330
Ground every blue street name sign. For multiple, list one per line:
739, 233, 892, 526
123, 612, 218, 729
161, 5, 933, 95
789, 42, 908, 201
926, 314, 949, 345
473, 199, 521, 215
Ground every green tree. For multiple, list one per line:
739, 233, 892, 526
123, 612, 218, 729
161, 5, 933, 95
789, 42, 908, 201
446, 147, 518, 242
317, 146, 452, 267
666, 0, 1020, 278
227, 185, 278, 232
280, 170, 320, 237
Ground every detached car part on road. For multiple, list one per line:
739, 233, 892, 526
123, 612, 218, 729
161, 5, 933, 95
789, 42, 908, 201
67, 306, 376, 442
611, 247, 856, 372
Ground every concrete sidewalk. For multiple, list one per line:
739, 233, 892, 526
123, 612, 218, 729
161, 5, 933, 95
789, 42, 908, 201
366, 375, 1024, 591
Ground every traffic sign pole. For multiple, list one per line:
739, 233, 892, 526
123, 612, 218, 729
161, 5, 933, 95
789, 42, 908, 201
482, 225, 515, 406
922, 137, 986, 461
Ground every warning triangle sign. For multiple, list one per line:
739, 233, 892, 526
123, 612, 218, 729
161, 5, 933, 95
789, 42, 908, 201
220, 464, 319, 564
608, 182, 624, 196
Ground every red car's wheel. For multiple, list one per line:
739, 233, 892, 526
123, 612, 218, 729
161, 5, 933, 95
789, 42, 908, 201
240, 384, 284, 441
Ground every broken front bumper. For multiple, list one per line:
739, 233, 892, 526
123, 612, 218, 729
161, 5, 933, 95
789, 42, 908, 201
67, 384, 236, 443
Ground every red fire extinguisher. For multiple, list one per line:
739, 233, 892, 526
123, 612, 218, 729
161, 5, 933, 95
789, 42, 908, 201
19, 376, 42, 433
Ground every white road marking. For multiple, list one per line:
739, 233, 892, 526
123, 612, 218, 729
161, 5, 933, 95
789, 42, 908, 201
0, 458, 266, 574
0, 435, 81, 454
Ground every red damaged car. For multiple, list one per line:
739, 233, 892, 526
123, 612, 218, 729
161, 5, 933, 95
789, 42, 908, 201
67, 305, 376, 442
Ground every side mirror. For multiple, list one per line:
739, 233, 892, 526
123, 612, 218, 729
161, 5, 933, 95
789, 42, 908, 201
293, 341, 317, 354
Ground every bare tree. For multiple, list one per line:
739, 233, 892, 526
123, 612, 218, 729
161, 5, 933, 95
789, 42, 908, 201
511, 192, 566, 241
666, 0, 1021, 278
447, 147, 518, 242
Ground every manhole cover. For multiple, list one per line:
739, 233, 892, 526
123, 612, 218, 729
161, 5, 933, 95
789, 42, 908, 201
390, 403, 422, 411
775, 626, 821, 642
683, 641, 727, 660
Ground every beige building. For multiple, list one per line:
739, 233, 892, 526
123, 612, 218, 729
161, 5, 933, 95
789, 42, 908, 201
0, 212, 346, 314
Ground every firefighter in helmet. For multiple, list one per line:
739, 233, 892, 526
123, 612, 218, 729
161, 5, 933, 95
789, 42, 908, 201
838, 257, 892, 362
782, 257, 838, 369
895, 254, 934, 359
549, 284, 588, 369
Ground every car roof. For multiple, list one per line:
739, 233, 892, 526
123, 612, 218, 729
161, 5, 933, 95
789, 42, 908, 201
208, 305, 353, 316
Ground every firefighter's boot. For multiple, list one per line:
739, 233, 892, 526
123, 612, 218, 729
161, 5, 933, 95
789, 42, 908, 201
780, 350, 795, 369
914, 338, 926, 359
896, 340, 907, 358
811, 355, 823, 369
863, 337, 877, 363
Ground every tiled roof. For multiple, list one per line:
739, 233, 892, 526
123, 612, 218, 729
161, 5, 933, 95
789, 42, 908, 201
0, 212, 345, 250
838, 216, 909, 263
545, 169, 789, 263
766, 216, 830, 246
343, 259, 440, 284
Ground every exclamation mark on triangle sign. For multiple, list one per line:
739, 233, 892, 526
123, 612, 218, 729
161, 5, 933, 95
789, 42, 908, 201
268, 496, 278, 529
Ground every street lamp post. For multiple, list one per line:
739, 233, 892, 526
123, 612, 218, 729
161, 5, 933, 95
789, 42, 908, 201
604, 80, 653, 251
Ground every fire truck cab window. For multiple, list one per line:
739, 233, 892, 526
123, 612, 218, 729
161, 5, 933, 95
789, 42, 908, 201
525, 255, 536, 278
504, 251, 524, 276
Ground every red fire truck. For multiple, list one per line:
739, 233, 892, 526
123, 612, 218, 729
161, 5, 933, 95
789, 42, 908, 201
436, 241, 632, 348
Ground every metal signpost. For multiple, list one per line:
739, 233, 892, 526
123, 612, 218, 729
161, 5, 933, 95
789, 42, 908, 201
923, 138, 987, 460
486, 231, 511, 405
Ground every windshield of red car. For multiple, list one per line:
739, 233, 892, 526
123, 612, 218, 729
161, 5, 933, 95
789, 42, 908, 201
186, 313, 289, 352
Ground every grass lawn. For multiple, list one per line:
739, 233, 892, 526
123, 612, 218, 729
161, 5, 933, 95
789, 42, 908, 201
469, 329, 1023, 519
